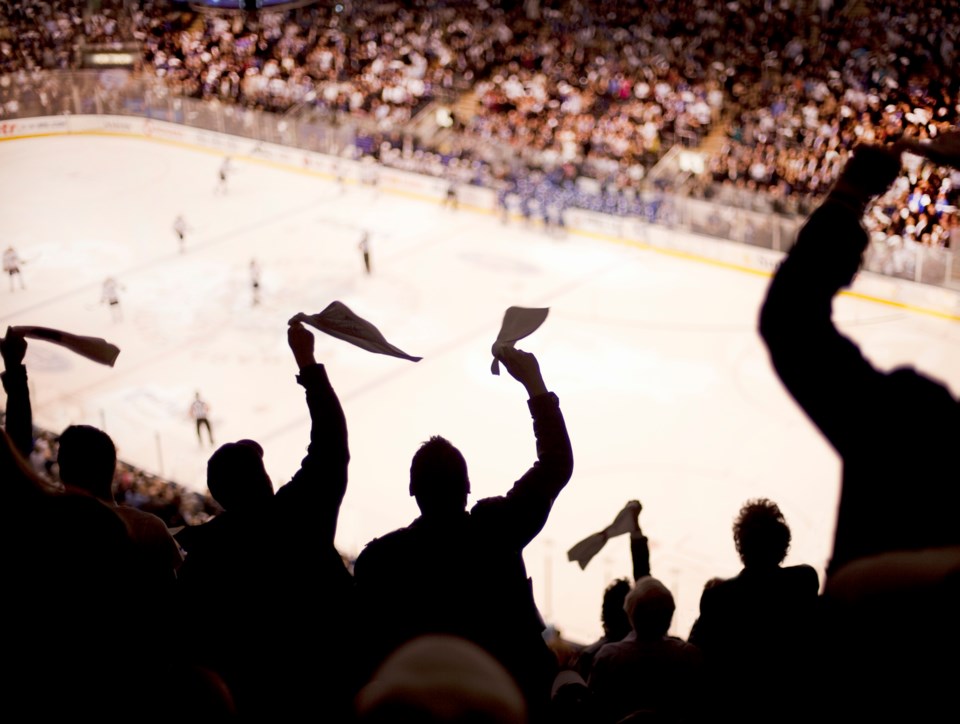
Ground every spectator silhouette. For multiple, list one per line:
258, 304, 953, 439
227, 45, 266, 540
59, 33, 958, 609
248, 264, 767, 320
588, 576, 702, 723
8, 485, 146, 716
58, 424, 183, 585
760, 137, 960, 571
354, 347, 573, 721
175, 321, 356, 719
2, 429, 235, 717
688, 499, 818, 722
356, 635, 528, 724
759, 137, 960, 717
2, 328, 233, 716
0, 375, 151, 716
573, 500, 651, 680
3, 326, 182, 586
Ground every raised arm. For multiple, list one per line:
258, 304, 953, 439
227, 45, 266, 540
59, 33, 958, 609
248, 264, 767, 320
1, 327, 32, 458
626, 501, 651, 581
275, 322, 350, 542
758, 145, 903, 456
472, 348, 574, 548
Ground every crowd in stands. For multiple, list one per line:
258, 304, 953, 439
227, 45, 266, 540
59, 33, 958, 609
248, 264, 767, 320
0, 0, 957, 250
140, 3, 448, 123
467, 1, 726, 177
864, 153, 960, 262
0, 1, 115, 74
700, 0, 959, 240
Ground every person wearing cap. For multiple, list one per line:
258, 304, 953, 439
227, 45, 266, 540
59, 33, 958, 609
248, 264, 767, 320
354, 347, 573, 721
175, 321, 355, 720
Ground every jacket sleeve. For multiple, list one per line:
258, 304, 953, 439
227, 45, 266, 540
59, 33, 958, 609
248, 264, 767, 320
471, 391, 574, 549
275, 363, 349, 543
2, 363, 32, 459
687, 583, 717, 652
759, 194, 893, 458
630, 531, 651, 581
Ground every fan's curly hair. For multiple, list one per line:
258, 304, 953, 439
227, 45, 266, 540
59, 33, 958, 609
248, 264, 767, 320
601, 578, 633, 640
733, 498, 791, 568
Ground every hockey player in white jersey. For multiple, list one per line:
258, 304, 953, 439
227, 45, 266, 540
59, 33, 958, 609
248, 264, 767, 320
101, 277, 125, 322
173, 214, 191, 253
215, 156, 233, 195
4, 246, 24, 291
358, 231, 372, 275
250, 258, 262, 306
190, 392, 214, 446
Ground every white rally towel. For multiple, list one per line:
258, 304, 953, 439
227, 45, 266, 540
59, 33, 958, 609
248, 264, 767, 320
567, 502, 642, 571
11, 326, 120, 367
490, 306, 549, 375
291, 302, 422, 362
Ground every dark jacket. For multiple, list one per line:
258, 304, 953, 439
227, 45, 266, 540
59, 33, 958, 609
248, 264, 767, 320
354, 391, 573, 711
760, 161, 960, 719
759, 196, 960, 573
688, 564, 818, 721
689, 564, 819, 661
176, 363, 355, 718
576, 531, 651, 680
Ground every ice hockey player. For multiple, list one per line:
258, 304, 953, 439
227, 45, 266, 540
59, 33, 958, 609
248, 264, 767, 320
215, 156, 232, 195
250, 258, 262, 306
3, 246, 24, 291
359, 232, 372, 275
173, 214, 190, 253
101, 277, 124, 322
191, 392, 214, 446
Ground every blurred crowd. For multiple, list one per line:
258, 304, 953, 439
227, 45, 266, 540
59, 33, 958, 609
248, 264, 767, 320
1, 0, 957, 246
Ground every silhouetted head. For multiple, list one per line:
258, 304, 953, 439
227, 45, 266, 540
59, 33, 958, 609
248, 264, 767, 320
57, 425, 117, 501
207, 439, 273, 511
356, 635, 526, 724
734, 498, 791, 568
624, 576, 675, 640
409, 436, 470, 516
600, 578, 633, 641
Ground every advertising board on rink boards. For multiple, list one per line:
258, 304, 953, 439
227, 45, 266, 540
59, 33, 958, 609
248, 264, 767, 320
0, 115, 69, 137
379, 167, 448, 197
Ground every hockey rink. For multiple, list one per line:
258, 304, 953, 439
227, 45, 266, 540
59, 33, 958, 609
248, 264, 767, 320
4, 134, 960, 642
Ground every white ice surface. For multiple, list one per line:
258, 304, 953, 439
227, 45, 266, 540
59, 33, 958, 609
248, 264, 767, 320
4, 135, 960, 643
